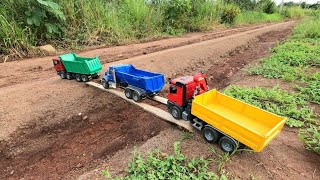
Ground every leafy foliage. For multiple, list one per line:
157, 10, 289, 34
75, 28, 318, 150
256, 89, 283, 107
247, 18, 320, 104
102, 142, 226, 179
224, 86, 316, 127
297, 72, 320, 105
1, 0, 303, 60
220, 4, 241, 24
224, 0, 257, 10
163, 0, 191, 34
299, 124, 320, 154
256, 0, 277, 14
284, 7, 305, 19
236, 11, 283, 24
25, 0, 66, 38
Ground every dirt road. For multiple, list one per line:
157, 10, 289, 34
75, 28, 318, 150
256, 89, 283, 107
2, 21, 318, 179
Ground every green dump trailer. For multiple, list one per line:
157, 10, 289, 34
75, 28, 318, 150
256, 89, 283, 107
53, 53, 102, 82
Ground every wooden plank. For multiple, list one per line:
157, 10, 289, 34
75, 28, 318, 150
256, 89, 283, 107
86, 82, 193, 132
150, 95, 168, 105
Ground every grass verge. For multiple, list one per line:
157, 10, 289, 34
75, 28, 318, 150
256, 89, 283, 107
236, 11, 283, 24
102, 142, 227, 179
247, 18, 320, 105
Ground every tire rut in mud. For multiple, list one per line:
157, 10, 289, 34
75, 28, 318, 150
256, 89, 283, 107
206, 28, 293, 89
0, 93, 170, 179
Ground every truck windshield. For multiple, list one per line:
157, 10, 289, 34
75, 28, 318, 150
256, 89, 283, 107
170, 86, 177, 94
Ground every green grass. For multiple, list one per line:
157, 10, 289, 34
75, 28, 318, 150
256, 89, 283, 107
102, 142, 227, 179
236, 11, 283, 24
284, 6, 305, 19
224, 85, 316, 127
247, 18, 320, 104
0, 14, 35, 56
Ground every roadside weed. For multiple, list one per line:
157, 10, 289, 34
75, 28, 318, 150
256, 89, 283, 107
299, 124, 320, 154
102, 142, 225, 179
180, 131, 194, 141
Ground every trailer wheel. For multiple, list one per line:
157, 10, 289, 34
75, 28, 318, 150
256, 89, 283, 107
171, 106, 181, 119
66, 73, 73, 80
219, 136, 237, 153
125, 88, 132, 99
202, 126, 220, 143
93, 74, 100, 79
132, 91, 142, 102
101, 79, 109, 89
81, 75, 89, 82
59, 71, 66, 79
76, 74, 81, 82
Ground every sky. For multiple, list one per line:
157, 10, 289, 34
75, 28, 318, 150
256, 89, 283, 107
274, 0, 319, 5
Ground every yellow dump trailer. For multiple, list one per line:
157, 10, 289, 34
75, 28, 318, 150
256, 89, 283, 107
191, 89, 286, 152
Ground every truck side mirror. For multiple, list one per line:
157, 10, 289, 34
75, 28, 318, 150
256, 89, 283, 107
170, 86, 177, 94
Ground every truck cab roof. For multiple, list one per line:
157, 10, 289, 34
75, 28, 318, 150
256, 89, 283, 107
170, 73, 206, 86
171, 76, 194, 85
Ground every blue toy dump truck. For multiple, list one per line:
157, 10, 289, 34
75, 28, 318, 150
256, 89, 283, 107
101, 64, 165, 102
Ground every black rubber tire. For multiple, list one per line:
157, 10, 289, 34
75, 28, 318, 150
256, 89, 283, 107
202, 126, 220, 143
171, 106, 182, 119
125, 88, 132, 99
75, 74, 82, 82
132, 91, 142, 102
59, 71, 66, 79
81, 75, 89, 82
93, 74, 100, 79
101, 79, 109, 89
66, 73, 72, 80
219, 136, 237, 153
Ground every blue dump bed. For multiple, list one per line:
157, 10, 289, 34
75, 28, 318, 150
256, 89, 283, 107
108, 64, 165, 94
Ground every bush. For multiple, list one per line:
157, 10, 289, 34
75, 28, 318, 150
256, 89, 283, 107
236, 11, 283, 24
284, 7, 305, 19
257, 0, 277, 14
220, 4, 240, 24
163, 0, 191, 34
186, 0, 219, 31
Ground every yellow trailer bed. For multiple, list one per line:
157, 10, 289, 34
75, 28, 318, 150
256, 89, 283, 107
191, 89, 286, 152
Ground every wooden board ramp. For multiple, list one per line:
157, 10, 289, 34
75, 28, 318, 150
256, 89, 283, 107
150, 95, 168, 105
86, 82, 193, 132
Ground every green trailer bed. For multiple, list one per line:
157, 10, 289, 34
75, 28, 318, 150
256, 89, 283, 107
59, 53, 102, 75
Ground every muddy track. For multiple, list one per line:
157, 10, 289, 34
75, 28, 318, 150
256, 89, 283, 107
0, 22, 284, 89
0, 93, 170, 179
78, 25, 320, 180
0, 21, 299, 179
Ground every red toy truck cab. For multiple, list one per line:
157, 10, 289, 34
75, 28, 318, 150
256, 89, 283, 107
52, 57, 65, 75
167, 72, 208, 119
